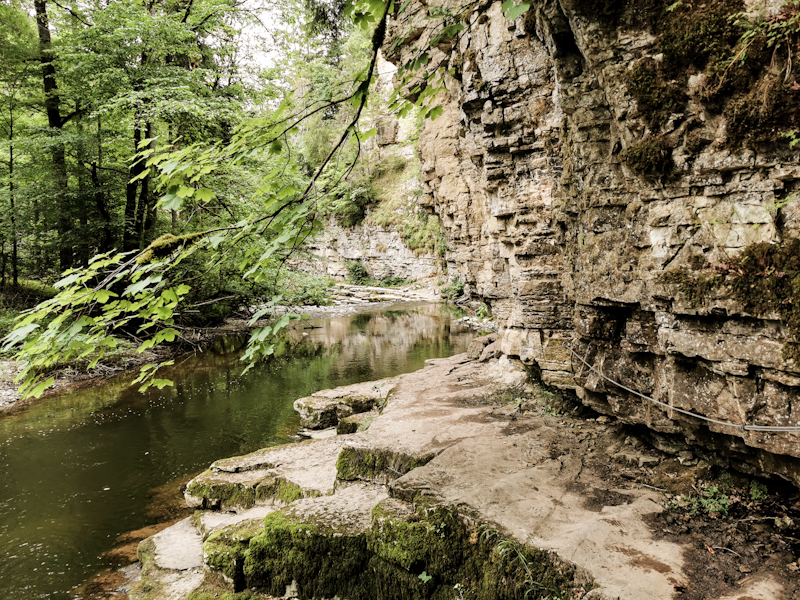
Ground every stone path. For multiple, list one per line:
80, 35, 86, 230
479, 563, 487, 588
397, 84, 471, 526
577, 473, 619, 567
128, 353, 789, 600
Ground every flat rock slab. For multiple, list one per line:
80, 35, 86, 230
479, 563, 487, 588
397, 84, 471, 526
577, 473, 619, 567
284, 482, 388, 533
338, 355, 530, 476
153, 518, 203, 571
293, 377, 398, 429
185, 437, 348, 508
197, 505, 276, 539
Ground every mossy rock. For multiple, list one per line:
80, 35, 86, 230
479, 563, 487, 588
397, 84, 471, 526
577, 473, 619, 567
243, 510, 372, 598
204, 519, 264, 591
128, 538, 166, 600
336, 446, 437, 483
336, 411, 377, 434
622, 135, 674, 177
186, 472, 316, 510
236, 496, 584, 600
185, 471, 260, 510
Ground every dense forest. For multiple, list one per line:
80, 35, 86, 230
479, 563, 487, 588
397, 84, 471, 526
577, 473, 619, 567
0, 0, 428, 395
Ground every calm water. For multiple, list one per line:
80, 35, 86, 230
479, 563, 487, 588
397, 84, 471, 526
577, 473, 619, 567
0, 303, 473, 599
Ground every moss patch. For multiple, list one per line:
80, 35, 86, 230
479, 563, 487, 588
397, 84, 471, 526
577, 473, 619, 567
128, 538, 165, 600
187, 471, 319, 510
336, 447, 436, 482
204, 519, 264, 591
625, 59, 686, 129
243, 511, 371, 598
227, 498, 585, 600
137, 232, 207, 264
622, 135, 674, 177
256, 477, 316, 505
185, 472, 259, 509
661, 238, 800, 362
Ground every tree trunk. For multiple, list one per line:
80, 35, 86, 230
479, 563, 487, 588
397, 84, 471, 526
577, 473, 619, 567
9, 113, 17, 287
34, 0, 71, 271
92, 115, 113, 253
123, 125, 143, 252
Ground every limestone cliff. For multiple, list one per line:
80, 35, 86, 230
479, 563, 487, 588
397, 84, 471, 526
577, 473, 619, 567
386, 0, 800, 483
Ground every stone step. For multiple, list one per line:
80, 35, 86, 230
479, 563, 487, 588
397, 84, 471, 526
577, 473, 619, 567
184, 436, 348, 510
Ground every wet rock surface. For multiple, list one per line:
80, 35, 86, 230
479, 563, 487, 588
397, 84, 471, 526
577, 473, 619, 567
130, 353, 798, 599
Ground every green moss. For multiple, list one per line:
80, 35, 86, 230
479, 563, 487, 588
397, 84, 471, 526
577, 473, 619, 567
369, 503, 466, 577
367, 157, 446, 257
187, 471, 316, 510
337, 418, 360, 434
625, 59, 686, 129
366, 501, 580, 600
237, 500, 583, 600
660, 268, 722, 307
188, 581, 270, 600
129, 538, 165, 600
185, 471, 258, 509
243, 511, 371, 598
204, 519, 264, 591
335, 447, 436, 482
658, 0, 743, 78
136, 231, 206, 264
622, 135, 673, 177
256, 477, 313, 505
723, 80, 800, 146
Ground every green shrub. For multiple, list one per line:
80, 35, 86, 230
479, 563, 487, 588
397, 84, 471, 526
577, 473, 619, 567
440, 277, 464, 301
378, 275, 410, 287
346, 260, 371, 285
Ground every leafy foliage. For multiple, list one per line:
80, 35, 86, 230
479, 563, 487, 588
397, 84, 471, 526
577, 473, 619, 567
346, 260, 371, 284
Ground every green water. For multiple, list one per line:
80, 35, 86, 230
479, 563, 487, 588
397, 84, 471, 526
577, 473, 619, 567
0, 303, 473, 599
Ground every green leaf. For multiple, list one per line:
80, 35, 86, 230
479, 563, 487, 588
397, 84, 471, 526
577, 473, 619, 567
277, 184, 299, 199
161, 193, 183, 211
209, 232, 226, 248
28, 377, 55, 399
360, 127, 378, 141
130, 168, 151, 182
504, 2, 530, 20
195, 188, 216, 202
137, 136, 157, 150
55, 272, 81, 289
177, 185, 195, 198
426, 106, 444, 121
96, 290, 117, 304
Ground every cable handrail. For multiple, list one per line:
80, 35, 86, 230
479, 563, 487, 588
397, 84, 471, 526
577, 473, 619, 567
522, 341, 800, 433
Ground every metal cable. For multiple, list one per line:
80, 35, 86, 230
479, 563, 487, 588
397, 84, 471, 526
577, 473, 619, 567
519, 341, 800, 433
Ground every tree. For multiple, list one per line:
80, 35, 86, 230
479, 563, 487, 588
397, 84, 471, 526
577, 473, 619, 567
0, 0, 37, 285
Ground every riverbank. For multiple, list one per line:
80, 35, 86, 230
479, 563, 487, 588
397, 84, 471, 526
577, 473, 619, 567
124, 345, 800, 600
0, 283, 442, 415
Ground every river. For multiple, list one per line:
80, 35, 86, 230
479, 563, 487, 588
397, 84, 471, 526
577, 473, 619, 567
0, 303, 472, 599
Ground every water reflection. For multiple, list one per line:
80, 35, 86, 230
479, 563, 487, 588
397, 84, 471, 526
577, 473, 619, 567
0, 303, 472, 599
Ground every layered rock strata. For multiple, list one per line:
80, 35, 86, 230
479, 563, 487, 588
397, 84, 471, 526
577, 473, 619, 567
387, 0, 800, 482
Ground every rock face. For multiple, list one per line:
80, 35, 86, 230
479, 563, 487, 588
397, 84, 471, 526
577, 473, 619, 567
386, 0, 800, 482
303, 218, 441, 281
